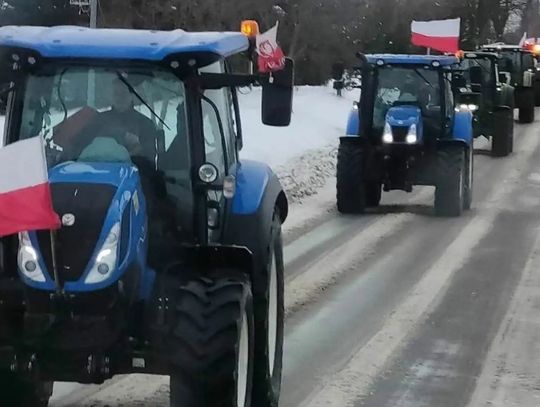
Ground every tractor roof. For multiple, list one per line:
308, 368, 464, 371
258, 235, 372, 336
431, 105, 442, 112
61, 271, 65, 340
0, 26, 249, 61
461, 51, 499, 60
481, 43, 527, 52
366, 54, 458, 67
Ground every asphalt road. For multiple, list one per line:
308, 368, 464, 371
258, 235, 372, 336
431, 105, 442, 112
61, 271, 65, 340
50, 114, 540, 407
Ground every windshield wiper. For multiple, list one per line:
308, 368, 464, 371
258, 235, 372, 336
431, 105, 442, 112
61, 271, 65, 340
414, 69, 434, 88
115, 71, 170, 130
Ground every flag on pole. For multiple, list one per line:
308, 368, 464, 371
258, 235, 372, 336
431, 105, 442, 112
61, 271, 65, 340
256, 22, 285, 73
0, 137, 60, 236
411, 18, 461, 53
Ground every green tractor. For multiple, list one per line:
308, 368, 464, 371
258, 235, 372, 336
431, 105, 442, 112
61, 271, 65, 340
481, 43, 536, 123
458, 51, 515, 157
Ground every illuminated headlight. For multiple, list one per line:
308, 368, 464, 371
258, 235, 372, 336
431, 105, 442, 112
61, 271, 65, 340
457, 104, 478, 112
17, 232, 46, 283
406, 124, 418, 144
431, 60, 441, 68
85, 223, 120, 284
382, 122, 393, 143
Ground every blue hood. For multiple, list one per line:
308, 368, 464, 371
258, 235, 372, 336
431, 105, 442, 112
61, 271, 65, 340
49, 162, 139, 189
386, 105, 422, 127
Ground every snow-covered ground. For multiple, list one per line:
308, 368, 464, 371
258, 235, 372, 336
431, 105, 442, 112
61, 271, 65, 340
239, 85, 358, 166
240, 85, 359, 202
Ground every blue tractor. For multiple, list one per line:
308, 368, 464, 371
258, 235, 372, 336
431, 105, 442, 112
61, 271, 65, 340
337, 54, 474, 216
0, 25, 293, 407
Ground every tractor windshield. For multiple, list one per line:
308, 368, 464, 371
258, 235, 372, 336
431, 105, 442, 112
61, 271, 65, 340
460, 58, 494, 86
13, 64, 194, 243
373, 66, 441, 130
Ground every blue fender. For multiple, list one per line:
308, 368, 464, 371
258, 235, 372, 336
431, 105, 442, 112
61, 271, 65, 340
452, 110, 474, 146
224, 160, 287, 273
345, 106, 360, 136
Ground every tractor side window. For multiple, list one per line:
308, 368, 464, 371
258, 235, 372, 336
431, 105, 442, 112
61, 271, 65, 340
200, 62, 236, 169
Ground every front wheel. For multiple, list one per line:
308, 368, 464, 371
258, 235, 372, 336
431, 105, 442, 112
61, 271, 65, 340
337, 140, 367, 213
492, 109, 513, 157
251, 210, 284, 407
169, 276, 255, 407
435, 146, 466, 217
0, 372, 52, 407
518, 89, 535, 123
464, 146, 473, 210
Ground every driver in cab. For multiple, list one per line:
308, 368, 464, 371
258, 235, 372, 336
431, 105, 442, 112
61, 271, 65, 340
68, 76, 158, 162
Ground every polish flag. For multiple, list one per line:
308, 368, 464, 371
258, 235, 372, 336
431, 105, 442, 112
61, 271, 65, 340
256, 22, 285, 73
411, 18, 461, 53
0, 137, 60, 236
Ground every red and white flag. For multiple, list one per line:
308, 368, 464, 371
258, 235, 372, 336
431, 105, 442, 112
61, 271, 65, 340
0, 137, 60, 236
256, 22, 285, 73
411, 18, 461, 53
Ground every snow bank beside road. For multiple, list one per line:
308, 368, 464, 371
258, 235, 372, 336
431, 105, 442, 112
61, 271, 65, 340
240, 85, 358, 202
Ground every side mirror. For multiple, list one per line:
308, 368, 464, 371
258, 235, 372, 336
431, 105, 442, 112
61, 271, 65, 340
498, 71, 511, 85
262, 58, 294, 127
331, 62, 345, 81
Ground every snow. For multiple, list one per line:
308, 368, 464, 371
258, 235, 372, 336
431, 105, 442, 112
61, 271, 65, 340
239, 85, 359, 166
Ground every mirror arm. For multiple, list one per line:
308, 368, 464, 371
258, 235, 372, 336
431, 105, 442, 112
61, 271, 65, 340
199, 73, 257, 89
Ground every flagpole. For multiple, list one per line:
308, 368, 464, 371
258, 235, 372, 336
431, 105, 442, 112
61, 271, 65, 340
50, 230, 62, 295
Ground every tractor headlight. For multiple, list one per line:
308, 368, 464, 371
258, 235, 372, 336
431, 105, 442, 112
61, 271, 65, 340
85, 223, 120, 285
457, 104, 478, 112
17, 232, 46, 283
406, 124, 418, 144
382, 122, 393, 143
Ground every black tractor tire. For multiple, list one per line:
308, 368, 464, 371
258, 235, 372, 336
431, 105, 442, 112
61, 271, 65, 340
169, 276, 255, 407
535, 82, 540, 106
518, 89, 535, 124
492, 110, 513, 157
464, 146, 473, 210
366, 182, 382, 208
0, 372, 52, 407
251, 209, 284, 407
435, 146, 466, 217
337, 141, 366, 213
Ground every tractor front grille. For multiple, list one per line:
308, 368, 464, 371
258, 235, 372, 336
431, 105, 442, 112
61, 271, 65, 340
392, 126, 409, 143
37, 183, 117, 284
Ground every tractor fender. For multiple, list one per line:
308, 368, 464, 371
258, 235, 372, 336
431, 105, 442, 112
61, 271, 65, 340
223, 160, 287, 271
452, 110, 474, 146
345, 106, 360, 136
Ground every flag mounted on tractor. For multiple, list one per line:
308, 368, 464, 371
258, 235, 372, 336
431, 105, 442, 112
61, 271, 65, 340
411, 18, 461, 53
256, 22, 285, 73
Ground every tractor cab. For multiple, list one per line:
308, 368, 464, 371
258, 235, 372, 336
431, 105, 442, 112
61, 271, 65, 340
0, 25, 293, 407
358, 55, 458, 148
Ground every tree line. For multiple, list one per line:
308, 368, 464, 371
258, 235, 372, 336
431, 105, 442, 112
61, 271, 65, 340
0, 0, 537, 84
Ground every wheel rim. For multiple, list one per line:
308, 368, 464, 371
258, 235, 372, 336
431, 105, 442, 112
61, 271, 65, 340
237, 310, 249, 407
268, 252, 278, 378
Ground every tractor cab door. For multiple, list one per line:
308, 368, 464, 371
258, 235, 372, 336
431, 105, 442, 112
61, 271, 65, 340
200, 61, 238, 243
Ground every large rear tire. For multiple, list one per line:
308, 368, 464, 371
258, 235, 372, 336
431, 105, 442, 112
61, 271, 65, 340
534, 81, 540, 106
0, 372, 52, 407
492, 110, 513, 157
337, 140, 366, 213
251, 210, 284, 407
435, 146, 466, 217
169, 276, 255, 407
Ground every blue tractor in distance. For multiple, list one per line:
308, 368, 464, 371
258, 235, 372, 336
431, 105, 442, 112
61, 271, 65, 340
0, 25, 293, 407
336, 54, 475, 217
